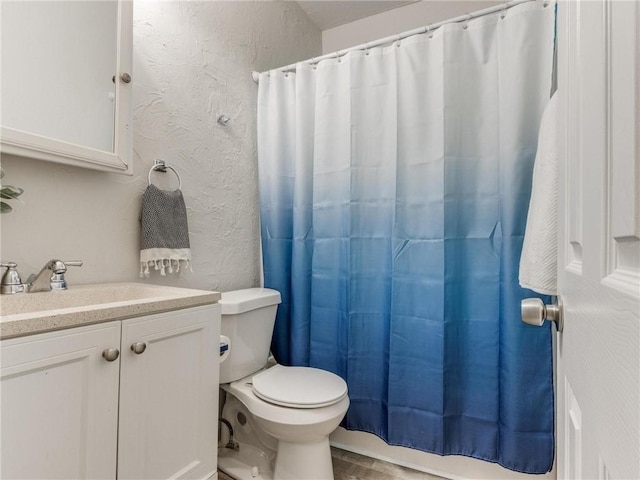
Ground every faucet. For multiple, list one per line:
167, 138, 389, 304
26, 259, 83, 293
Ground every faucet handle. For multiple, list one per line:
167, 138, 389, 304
1, 262, 25, 294
61, 260, 83, 271
63, 261, 83, 267
49, 260, 83, 274
0, 262, 18, 268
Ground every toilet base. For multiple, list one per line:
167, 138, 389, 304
218, 439, 334, 480
274, 439, 334, 480
218, 444, 273, 480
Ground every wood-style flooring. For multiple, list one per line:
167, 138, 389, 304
218, 447, 447, 480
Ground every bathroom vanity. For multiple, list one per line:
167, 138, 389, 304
0, 284, 220, 480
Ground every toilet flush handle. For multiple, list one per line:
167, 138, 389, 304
220, 335, 231, 363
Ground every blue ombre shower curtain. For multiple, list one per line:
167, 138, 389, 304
258, 1, 555, 474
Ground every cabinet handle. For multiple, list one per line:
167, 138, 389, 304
102, 348, 120, 362
120, 73, 132, 84
131, 342, 147, 355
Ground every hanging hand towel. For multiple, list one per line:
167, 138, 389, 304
519, 93, 559, 295
139, 184, 192, 277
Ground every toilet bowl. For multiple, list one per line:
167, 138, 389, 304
217, 289, 349, 480
222, 366, 349, 479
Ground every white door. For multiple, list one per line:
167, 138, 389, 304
117, 305, 220, 480
557, 1, 640, 479
0, 322, 121, 479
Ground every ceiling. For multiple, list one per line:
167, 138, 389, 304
296, 1, 418, 30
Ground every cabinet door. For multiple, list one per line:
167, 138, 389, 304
0, 322, 121, 479
117, 304, 220, 480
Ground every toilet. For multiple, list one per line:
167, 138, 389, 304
217, 288, 349, 480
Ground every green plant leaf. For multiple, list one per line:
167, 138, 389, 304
0, 201, 12, 213
0, 186, 24, 199
1, 185, 24, 194
0, 169, 24, 213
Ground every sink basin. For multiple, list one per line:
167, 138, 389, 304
0, 283, 220, 339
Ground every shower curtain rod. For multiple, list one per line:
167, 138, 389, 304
252, 0, 543, 83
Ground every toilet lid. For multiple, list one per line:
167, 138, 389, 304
251, 365, 348, 409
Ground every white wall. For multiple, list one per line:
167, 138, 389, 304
323, 1, 501, 53
0, 1, 321, 292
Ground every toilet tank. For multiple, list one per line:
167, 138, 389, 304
219, 288, 282, 384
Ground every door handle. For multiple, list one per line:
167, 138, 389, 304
521, 297, 563, 332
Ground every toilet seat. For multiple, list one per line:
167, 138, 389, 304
251, 365, 347, 409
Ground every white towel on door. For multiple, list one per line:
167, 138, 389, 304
519, 93, 559, 295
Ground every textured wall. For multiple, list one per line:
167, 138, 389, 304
0, 1, 321, 291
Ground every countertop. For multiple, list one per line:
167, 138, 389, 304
0, 283, 221, 340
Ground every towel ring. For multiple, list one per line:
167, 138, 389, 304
148, 159, 182, 190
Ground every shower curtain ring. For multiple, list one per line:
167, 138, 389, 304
500, 5, 507, 19
463, 13, 471, 30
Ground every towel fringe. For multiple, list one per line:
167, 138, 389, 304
139, 257, 191, 278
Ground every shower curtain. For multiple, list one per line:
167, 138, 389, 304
258, 1, 555, 474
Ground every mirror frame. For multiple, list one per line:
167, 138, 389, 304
0, 1, 133, 175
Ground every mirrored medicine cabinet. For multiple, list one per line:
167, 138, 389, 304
0, 0, 133, 174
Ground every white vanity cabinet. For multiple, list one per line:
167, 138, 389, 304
117, 306, 219, 480
0, 321, 121, 479
0, 304, 220, 480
